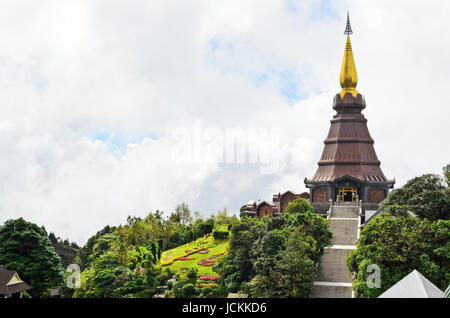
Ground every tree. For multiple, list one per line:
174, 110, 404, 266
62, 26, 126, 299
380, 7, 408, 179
77, 225, 116, 270
346, 215, 450, 298
443, 164, 450, 187
382, 174, 445, 208
216, 207, 230, 224
214, 218, 263, 293
48, 232, 57, 244
172, 268, 200, 298
275, 229, 317, 297
239, 205, 248, 218
216, 200, 332, 298
381, 173, 450, 221
169, 203, 192, 225
71, 242, 79, 249
0, 218, 64, 297
283, 199, 332, 262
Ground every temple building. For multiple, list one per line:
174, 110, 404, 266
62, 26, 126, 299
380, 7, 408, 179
305, 14, 394, 210
244, 13, 394, 219
245, 191, 310, 219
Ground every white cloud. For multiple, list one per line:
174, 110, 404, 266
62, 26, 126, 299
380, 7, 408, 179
0, 0, 449, 244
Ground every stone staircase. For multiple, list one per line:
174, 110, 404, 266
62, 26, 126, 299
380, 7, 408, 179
311, 203, 360, 298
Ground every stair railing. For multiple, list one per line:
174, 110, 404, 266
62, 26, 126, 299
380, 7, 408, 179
327, 199, 332, 219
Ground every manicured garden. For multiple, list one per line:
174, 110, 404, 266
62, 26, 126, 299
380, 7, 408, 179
158, 225, 229, 276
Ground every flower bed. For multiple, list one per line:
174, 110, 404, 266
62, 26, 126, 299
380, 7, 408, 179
212, 250, 227, 257
161, 245, 208, 266
197, 255, 218, 266
178, 257, 194, 261
199, 275, 219, 282
198, 250, 210, 254
197, 261, 215, 266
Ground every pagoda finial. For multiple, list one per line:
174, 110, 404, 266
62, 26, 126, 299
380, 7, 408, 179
339, 12, 358, 98
344, 11, 353, 36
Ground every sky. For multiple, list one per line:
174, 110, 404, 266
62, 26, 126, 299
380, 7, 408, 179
0, 0, 449, 245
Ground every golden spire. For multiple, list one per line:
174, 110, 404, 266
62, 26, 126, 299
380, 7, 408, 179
339, 12, 358, 99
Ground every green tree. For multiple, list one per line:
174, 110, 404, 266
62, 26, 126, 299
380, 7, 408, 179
239, 205, 248, 218
275, 229, 317, 297
214, 218, 263, 293
169, 203, 192, 225
0, 218, 64, 297
48, 232, 57, 244
216, 200, 331, 298
77, 225, 116, 270
283, 198, 332, 261
382, 173, 449, 221
216, 207, 230, 224
346, 215, 450, 298
443, 164, 450, 187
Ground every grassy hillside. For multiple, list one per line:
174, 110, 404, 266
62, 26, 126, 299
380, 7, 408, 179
159, 226, 230, 276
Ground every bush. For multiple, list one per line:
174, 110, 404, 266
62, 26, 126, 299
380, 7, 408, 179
346, 215, 450, 297
181, 283, 198, 298
213, 230, 229, 240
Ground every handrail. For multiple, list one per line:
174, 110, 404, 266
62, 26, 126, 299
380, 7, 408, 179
327, 199, 332, 219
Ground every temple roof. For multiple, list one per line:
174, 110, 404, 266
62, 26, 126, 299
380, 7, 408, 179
306, 13, 393, 186
379, 270, 444, 298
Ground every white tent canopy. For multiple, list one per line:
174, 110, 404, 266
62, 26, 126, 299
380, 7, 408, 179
379, 270, 444, 298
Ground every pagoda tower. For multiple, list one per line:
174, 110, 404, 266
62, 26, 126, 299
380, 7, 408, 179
305, 13, 395, 206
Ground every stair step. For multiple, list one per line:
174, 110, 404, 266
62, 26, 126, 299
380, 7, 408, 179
311, 284, 352, 298
330, 219, 358, 245
331, 206, 359, 218
316, 248, 353, 283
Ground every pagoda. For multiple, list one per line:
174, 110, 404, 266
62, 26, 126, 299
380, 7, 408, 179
305, 13, 395, 206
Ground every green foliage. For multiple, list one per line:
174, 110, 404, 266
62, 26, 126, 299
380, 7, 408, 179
214, 218, 262, 293
443, 164, 450, 187
172, 268, 200, 298
283, 198, 315, 215
346, 215, 450, 297
169, 203, 192, 225
73, 246, 160, 298
0, 218, 64, 297
77, 225, 116, 270
239, 205, 248, 218
213, 230, 229, 240
382, 173, 449, 221
283, 199, 332, 262
249, 228, 317, 298
215, 199, 332, 298
381, 205, 409, 218
195, 219, 214, 237
73, 205, 220, 298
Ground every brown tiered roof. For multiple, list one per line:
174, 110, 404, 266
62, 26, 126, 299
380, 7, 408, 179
310, 92, 391, 183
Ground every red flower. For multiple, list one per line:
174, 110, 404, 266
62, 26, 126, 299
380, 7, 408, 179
199, 275, 219, 281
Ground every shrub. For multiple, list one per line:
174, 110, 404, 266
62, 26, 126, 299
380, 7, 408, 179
182, 283, 197, 298
213, 230, 229, 240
